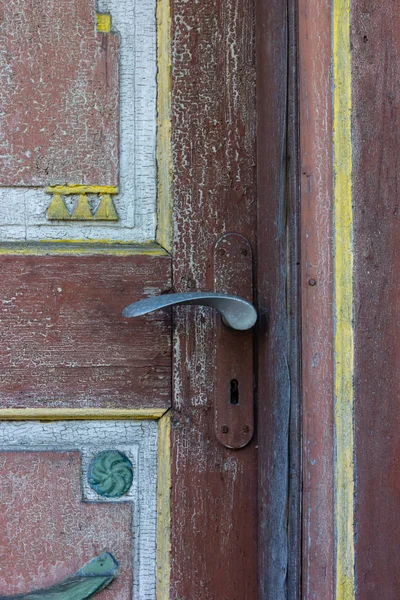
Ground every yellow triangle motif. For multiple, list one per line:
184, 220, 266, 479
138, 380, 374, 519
71, 194, 94, 220
95, 194, 119, 221
47, 194, 71, 220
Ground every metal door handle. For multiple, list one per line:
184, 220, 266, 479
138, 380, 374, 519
122, 292, 257, 331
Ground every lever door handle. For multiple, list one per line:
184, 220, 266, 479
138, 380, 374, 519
122, 292, 257, 331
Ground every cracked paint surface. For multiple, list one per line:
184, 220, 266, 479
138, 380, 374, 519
0, 420, 158, 599
0, 451, 132, 598
0, 0, 119, 187
0, 0, 157, 243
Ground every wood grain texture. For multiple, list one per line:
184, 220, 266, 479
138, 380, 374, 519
352, 1, 400, 597
170, 0, 258, 597
299, 0, 335, 598
0, 254, 172, 408
287, 0, 302, 596
257, 0, 301, 598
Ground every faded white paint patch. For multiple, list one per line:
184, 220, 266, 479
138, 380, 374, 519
0, 0, 157, 243
0, 420, 158, 600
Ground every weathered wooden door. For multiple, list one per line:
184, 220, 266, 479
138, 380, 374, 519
0, 0, 289, 598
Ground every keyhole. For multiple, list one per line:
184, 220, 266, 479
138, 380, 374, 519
230, 379, 239, 405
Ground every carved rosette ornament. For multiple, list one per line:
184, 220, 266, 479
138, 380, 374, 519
88, 450, 134, 498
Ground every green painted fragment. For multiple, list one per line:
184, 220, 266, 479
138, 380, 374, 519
88, 450, 133, 498
0, 553, 118, 600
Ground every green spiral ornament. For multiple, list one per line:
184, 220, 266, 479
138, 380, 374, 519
88, 450, 134, 498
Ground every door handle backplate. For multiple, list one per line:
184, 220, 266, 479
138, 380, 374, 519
123, 233, 256, 450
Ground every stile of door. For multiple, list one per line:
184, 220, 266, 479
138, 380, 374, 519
0, 0, 262, 599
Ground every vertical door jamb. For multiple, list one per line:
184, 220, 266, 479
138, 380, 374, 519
257, 0, 302, 598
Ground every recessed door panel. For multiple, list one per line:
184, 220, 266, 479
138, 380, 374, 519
0, 420, 159, 598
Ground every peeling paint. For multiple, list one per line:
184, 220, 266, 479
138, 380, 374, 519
0, 420, 159, 599
0, 0, 158, 243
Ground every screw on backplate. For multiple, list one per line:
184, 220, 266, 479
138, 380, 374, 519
221, 425, 229, 434
242, 424, 250, 434
308, 278, 317, 287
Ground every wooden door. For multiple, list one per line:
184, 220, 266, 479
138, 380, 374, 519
0, 0, 291, 598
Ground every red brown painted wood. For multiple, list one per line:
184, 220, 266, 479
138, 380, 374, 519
299, 0, 335, 597
352, 1, 400, 596
0, 253, 171, 408
0, 0, 119, 186
170, 0, 258, 596
0, 452, 132, 597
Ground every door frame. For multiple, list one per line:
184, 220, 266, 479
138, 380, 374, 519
257, 0, 302, 598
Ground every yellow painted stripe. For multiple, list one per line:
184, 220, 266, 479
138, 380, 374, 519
0, 242, 169, 256
333, 0, 355, 598
156, 412, 171, 599
46, 185, 118, 195
156, 0, 172, 253
0, 408, 167, 421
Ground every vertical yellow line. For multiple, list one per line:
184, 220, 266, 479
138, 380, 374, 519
156, 0, 173, 253
156, 412, 171, 599
333, 0, 355, 598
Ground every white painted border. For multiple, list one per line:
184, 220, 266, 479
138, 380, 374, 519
0, 0, 157, 243
0, 420, 158, 600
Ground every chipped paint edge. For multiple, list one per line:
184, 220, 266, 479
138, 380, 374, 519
156, 0, 172, 253
333, 0, 355, 598
156, 411, 171, 599
0, 408, 168, 421
0, 242, 169, 256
